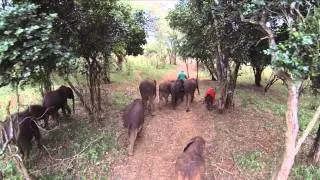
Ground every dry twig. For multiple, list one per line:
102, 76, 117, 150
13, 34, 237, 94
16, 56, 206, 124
41, 136, 104, 161
211, 163, 233, 175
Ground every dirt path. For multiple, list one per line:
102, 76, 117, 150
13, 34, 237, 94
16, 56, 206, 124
110, 61, 216, 179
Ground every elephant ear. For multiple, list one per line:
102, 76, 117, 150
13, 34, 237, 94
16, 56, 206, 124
183, 137, 206, 156
183, 138, 196, 152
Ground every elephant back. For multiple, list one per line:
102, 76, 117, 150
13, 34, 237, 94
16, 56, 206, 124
43, 90, 67, 109
184, 79, 197, 93
139, 80, 156, 100
123, 99, 144, 129
58, 85, 74, 99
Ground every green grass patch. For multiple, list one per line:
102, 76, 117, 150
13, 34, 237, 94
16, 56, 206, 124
111, 55, 175, 84
110, 92, 134, 110
234, 150, 264, 172
0, 159, 23, 180
291, 164, 320, 180
0, 85, 43, 120
26, 117, 120, 178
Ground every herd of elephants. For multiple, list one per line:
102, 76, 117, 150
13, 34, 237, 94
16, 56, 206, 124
0, 77, 217, 179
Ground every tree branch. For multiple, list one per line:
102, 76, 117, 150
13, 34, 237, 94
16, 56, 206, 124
255, 36, 269, 47
295, 105, 320, 155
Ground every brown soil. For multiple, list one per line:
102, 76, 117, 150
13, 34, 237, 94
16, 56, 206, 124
109, 61, 285, 180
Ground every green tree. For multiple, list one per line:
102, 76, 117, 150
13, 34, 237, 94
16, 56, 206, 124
167, 30, 181, 65
167, 0, 266, 110
249, 39, 271, 87
113, 5, 147, 71
0, 3, 72, 93
241, 1, 320, 179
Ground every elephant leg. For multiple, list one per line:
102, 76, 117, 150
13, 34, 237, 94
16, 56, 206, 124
142, 99, 148, 112
191, 94, 195, 103
62, 108, 67, 117
147, 99, 151, 113
150, 96, 155, 112
65, 103, 72, 115
165, 94, 168, 104
186, 94, 190, 112
172, 95, 177, 109
128, 128, 138, 156
62, 103, 71, 117
18, 139, 31, 162
158, 96, 162, 109
51, 110, 60, 126
137, 126, 143, 137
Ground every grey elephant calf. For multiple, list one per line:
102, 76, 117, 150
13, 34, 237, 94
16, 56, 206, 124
184, 78, 200, 112
0, 113, 43, 161
159, 80, 175, 108
139, 79, 156, 113
43, 85, 75, 125
171, 79, 185, 109
123, 99, 144, 156
25, 104, 50, 129
175, 136, 206, 180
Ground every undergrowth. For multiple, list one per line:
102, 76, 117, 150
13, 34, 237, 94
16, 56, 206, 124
234, 150, 264, 173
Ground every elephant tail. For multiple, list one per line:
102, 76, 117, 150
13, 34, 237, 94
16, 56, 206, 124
154, 80, 157, 96
154, 80, 157, 88
196, 79, 200, 95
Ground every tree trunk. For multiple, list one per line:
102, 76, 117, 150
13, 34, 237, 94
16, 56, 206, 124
196, 60, 199, 81
40, 66, 53, 94
273, 80, 302, 180
211, 2, 224, 83
225, 62, 240, 108
204, 59, 218, 81
186, 59, 190, 78
253, 67, 264, 87
102, 56, 111, 84
115, 53, 124, 71
173, 53, 177, 65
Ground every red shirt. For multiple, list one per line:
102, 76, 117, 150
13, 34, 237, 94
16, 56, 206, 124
205, 88, 216, 102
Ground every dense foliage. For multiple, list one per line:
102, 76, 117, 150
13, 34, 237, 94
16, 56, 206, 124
0, 3, 72, 91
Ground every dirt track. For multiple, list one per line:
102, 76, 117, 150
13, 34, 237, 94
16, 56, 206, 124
110, 61, 285, 180
110, 62, 216, 179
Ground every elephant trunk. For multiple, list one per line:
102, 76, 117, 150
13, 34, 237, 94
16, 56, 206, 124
72, 97, 75, 113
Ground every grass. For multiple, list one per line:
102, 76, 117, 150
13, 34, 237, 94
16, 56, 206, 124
111, 55, 175, 84
0, 85, 42, 120
234, 66, 320, 179
234, 150, 264, 172
237, 66, 320, 132
26, 115, 121, 179
291, 164, 320, 180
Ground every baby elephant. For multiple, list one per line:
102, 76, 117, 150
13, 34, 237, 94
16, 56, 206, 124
139, 79, 156, 113
25, 105, 50, 129
159, 80, 175, 108
0, 114, 42, 161
176, 136, 206, 180
123, 99, 145, 156
43, 85, 75, 125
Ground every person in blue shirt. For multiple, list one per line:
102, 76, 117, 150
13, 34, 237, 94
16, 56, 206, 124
177, 70, 187, 81
176, 70, 187, 101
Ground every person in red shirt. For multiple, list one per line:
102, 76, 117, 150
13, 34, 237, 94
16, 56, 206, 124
205, 87, 216, 110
